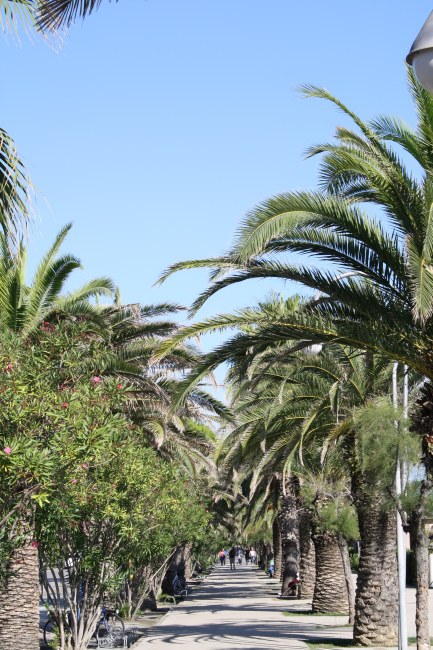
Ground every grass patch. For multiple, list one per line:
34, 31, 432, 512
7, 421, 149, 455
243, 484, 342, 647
283, 610, 348, 617
408, 638, 433, 646
305, 638, 433, 649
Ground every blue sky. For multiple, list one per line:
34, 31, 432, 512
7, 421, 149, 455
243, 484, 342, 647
1, 1, 432, 348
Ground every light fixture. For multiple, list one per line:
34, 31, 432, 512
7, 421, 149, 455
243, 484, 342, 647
407, 11, 433, 93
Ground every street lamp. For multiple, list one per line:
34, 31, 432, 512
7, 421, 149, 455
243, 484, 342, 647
407, 10, 433, 93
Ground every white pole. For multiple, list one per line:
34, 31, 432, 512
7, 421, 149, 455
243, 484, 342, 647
402, 365, 409, 492
393, 362, 408, 650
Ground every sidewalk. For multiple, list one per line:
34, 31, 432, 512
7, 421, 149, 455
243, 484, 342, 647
135, 564, 433, 649
135, 564, 351, 649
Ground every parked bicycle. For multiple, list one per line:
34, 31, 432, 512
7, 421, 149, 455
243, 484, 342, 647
172, 573, 188, 598
43, 606, 125, 647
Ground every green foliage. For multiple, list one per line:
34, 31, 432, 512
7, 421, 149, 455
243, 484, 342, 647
353, 399, 421, 485
301, 479, 359, 540
0, 317, 214, 645
0, 323, 124, 565
349, 548, 359, 572
315, 501, 359, 540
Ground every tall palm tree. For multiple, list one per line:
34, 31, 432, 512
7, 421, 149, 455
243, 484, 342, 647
159, 72, 433, 649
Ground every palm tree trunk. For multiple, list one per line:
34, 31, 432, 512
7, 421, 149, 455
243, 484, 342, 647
272, 516, 282, 580
299, 509, 315, 599
352, 475, 398, 646
312, 531, 349, 614
409, 388, 433, 650
182, 543, 193, 581
0, 542, 40, 650
338, 534, 355, 624
412, 476, 432, 650
278, 476, 299, 594
161, 545, 182, 595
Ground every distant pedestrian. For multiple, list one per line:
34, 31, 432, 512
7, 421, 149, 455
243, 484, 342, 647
250, 548, 256, 564
245, 548, 250, 564
236, 546, 243, 565
218, 549, 226, 566
228, 547, 236, 570
268, 554, 275, 578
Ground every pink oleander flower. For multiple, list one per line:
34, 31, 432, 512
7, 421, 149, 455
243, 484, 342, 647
62, 401, 68, 409
4, 447, 11, 455
71, 478, 78, 484
4, 363, 13, 373
91, 376, 101, 384
117, 384, 123, 389
82, 463, 88, 470
31, 541, 40, 548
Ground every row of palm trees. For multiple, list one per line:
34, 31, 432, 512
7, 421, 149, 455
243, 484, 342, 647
156, 73, 433, 650
2, 2, 433, 648
203, 303, 408, 643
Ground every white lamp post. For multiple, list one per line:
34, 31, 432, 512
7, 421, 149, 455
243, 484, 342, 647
407, 11, 433, 92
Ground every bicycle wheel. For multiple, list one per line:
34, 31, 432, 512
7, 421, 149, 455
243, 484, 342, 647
43, 618, 58, 647
96, 613, 125, 643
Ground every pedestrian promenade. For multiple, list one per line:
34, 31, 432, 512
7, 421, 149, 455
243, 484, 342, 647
137, 564, 351, 650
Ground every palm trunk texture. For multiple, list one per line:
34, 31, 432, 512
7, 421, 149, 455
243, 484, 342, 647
410, 383, 433, 650
182, 543, 193, 582
338, 534, 355, 624
299, 509, 316, 599
272, 516, 282, 580
278, 476, 299, 594
413, 508, 430, 650
312, 532, 349, 614
352, 476, 398, 646
0, 543, 40, 650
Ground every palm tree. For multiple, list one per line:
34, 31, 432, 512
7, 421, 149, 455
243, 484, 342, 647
0, 0, 107, 33
159, 73, 433, 649
0, 223, 114, 335
35, 0, 108, 31
0, 128, 32, 244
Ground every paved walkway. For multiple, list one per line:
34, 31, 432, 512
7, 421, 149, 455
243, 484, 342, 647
136, 564, 351, 650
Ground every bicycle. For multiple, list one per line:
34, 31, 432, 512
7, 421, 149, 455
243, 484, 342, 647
172, 574, 188, 598
43, 606, 125, 647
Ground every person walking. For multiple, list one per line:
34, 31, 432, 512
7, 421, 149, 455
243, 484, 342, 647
245, 547, 250, 564
250, 547, 256, 564
236, 546, 243, 565
228, 547, 236, 570
218, 549, 226, 566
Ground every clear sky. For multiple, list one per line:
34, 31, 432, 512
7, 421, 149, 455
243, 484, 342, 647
1, 1, 431, 332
